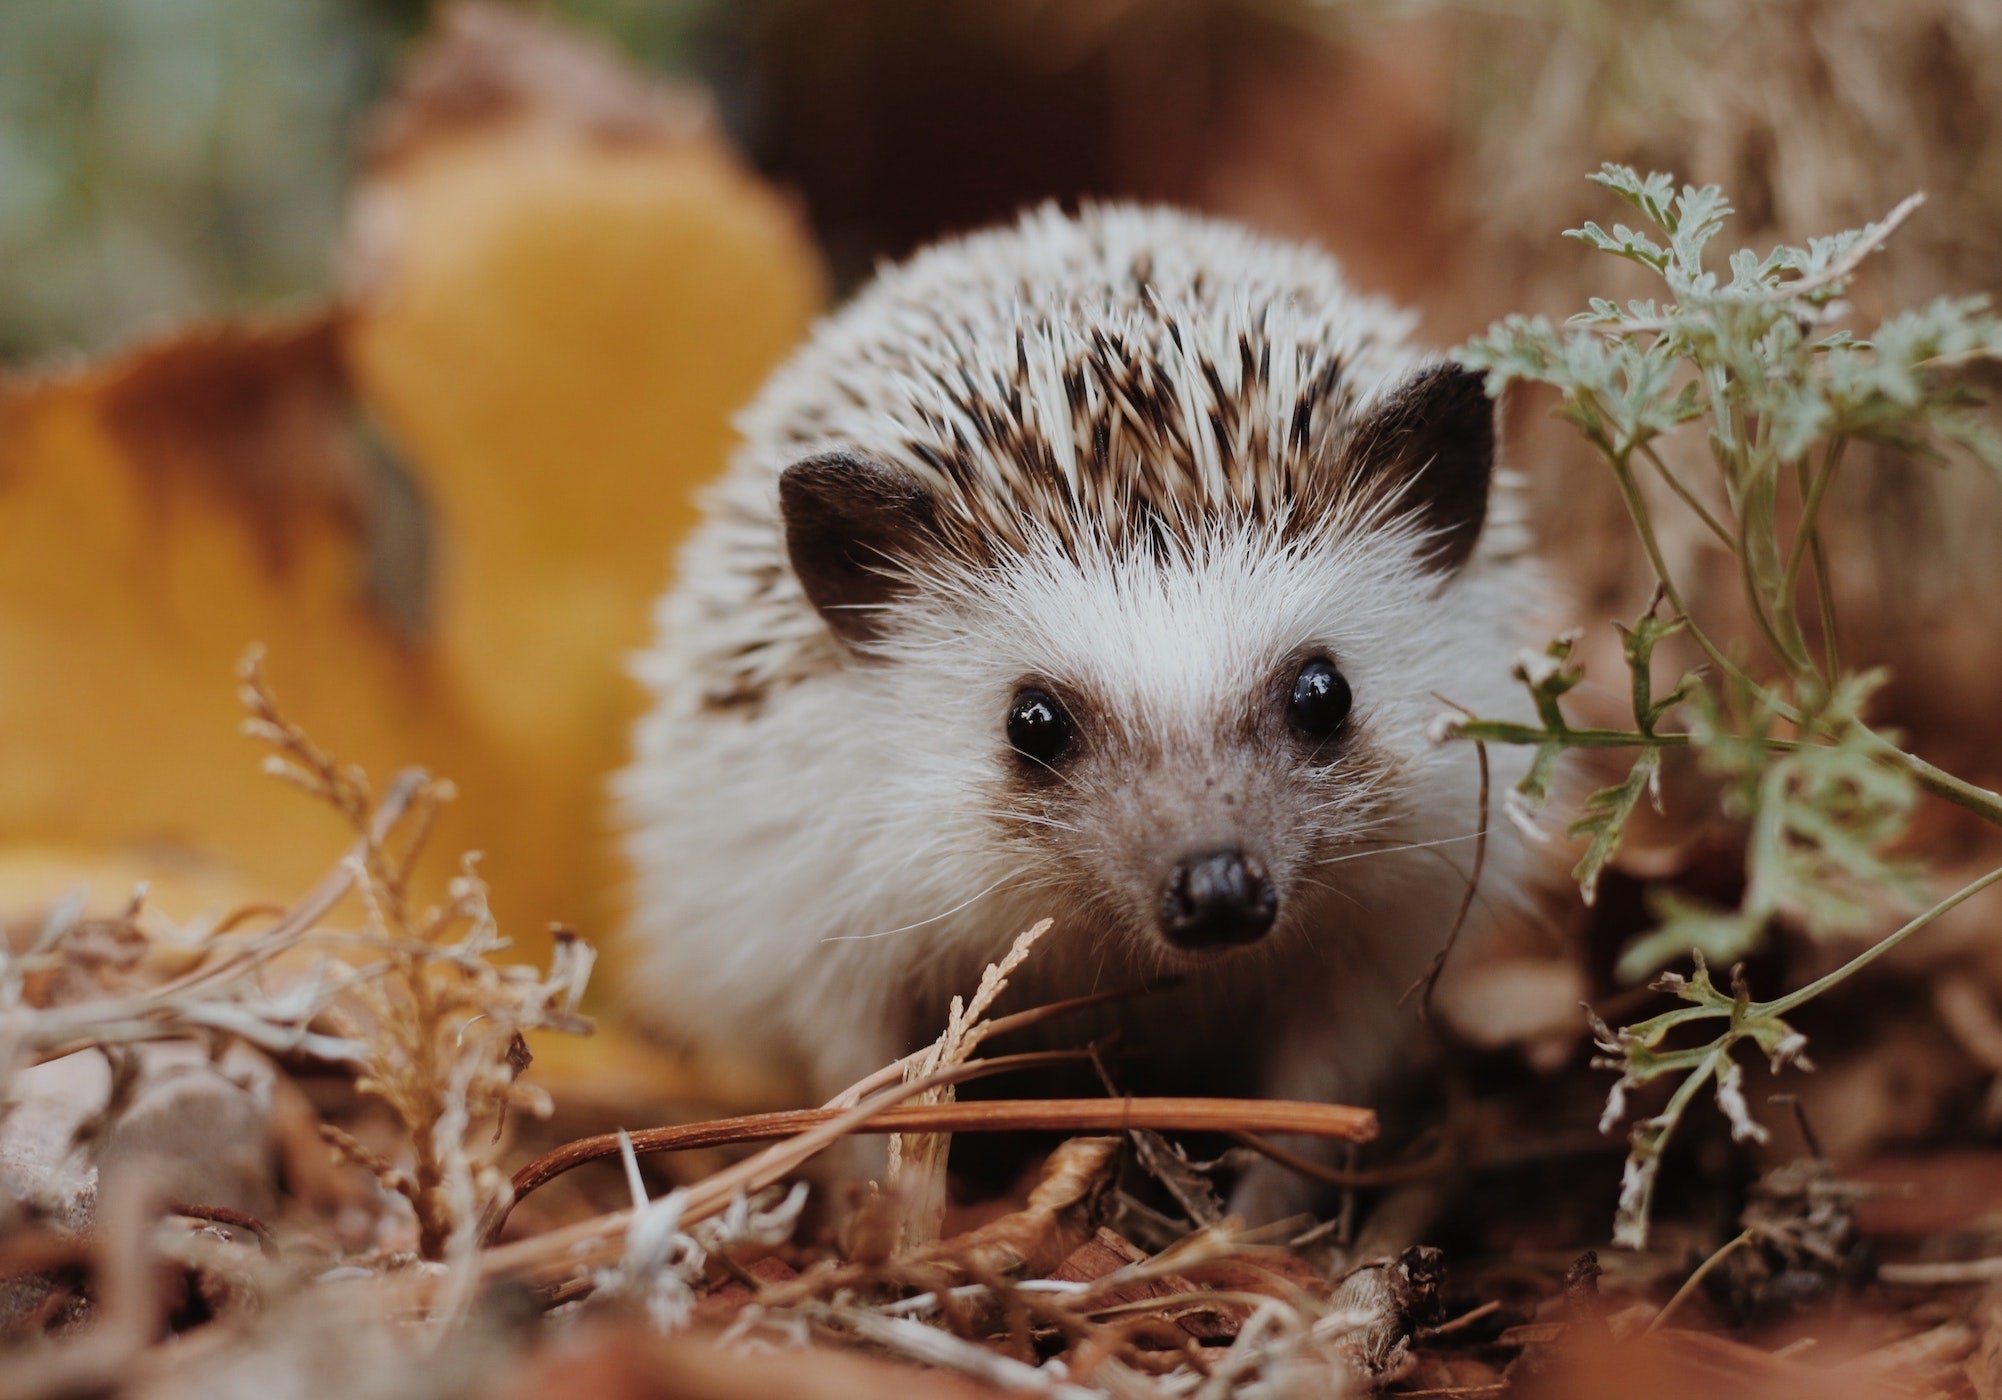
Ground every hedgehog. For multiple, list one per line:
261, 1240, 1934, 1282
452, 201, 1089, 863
620, 203, 1545, 1221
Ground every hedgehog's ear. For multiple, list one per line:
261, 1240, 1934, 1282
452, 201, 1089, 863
780, 451, 940, 647
1340, 363, 1495, 576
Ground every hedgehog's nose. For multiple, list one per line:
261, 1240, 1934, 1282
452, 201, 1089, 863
1160, 848, 1278, 950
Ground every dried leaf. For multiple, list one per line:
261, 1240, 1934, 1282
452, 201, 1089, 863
0, 320, 467, 926
0, 2, 824, 969
939, 1136, 1120, 1277
341, 2, 825, 942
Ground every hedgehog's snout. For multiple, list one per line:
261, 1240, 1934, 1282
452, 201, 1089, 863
1158, 847, 1278, 951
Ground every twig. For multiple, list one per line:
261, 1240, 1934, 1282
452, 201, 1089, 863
166, 1202, 279, 1257
1333, 1143, 1357, 1247
1647, 1228, 1752, 1333
483, 1061, 1055, 1287
493, 1048, 1083, 1237
824, 978, 1177, 1110
1878, 1256, 2002, 1286
1404, 716, 1489, 1018
487, 1084, 1376, 1263
889, 919, 1052, 1251
1421, 1299, 1503, 1340
18, 771, 429, 1069
147, 769, 428, 1000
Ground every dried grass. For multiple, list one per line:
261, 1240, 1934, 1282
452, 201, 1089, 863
0, 651, 1984, 1398
889, 918, 1054, 1252
0, 655, 1411, 1400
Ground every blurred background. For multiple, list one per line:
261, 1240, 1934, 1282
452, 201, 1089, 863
11, 0, 1459, 360
12, 0, 1997, 357
6, 0, 2002, 1012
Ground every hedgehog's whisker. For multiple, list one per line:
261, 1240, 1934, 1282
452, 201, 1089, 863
1017, 751, 1090, 797
821, 871, 1020, 943
969, 808, 1083, 834
1309, 831, 1484, 869
1300, 788, 1397, 819
1291, 875, 1369, 912
1305, 825, 1413, 852
1406, 845, 1504, 921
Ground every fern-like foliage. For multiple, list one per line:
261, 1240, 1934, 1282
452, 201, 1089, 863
1445, 165, 2002, 1247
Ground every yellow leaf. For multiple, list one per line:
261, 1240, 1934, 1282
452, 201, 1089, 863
0, 319, 474, 924
0, 4, 825, 987
342, 4, 825, 940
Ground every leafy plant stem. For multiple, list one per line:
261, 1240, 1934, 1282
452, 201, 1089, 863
1454, 721, 1693, 749
1464, 715, 2002, 826
1458, 166, 2002, 1248
1597, 434, 1804, 718
1784, 441, 1845, 677
1736, 437, 1820, 683
1621, 1041, 1729, 1236
1648, 1228, 1755, 1333
1638, 440, 1734, 548
1601, 440, 1735, 667
1854, 729, 2002, 824
1590, 431, 2002, 824
1761, 861, 2002, 1019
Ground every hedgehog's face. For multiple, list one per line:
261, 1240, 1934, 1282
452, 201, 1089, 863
940, 526, 1439, 970
994, 653, 1352, 954
778, 362, 1498, 970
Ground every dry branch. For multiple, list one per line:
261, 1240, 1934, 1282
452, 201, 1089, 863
514, 1095, 1379, 1200
496, 1089, 1377, 1243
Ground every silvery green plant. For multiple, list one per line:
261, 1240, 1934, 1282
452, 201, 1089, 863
1449, 165, 2002, 1247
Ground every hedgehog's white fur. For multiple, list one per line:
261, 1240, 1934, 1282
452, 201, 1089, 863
621, 204, 1544, 1220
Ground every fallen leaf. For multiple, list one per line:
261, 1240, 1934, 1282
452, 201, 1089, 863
0, 2, 825, 977
938, 1135, 1120, 1277
342, 2, 825, 943
0, 319, 470, 924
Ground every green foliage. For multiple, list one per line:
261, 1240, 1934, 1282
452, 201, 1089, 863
1456, 597, 1699, 906
1589, 953, 1809, 1248
1448, 165, 2002, 1247
1568, 754, 1655, 910
1569, 605, 1697, 906
1619, 674, 1921, 983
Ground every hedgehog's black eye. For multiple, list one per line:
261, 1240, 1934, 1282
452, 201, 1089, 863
1289, 658, 1352, 739
1007, 688, 1074, 767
